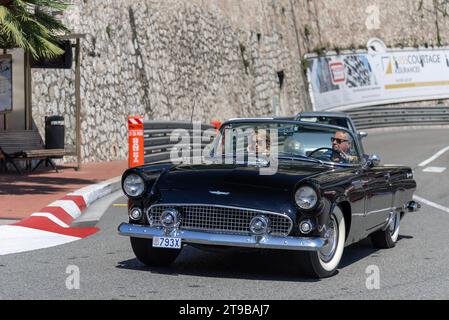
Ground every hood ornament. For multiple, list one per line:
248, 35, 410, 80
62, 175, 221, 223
209, 191, 230, 196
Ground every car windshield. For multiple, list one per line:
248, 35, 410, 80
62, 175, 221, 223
210, 121, 361, 165
298, 116, 350, 130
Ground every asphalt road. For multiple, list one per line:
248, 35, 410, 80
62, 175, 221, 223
1, 128, 449, 300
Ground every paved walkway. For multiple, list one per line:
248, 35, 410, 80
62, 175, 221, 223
0, 160, 127, 222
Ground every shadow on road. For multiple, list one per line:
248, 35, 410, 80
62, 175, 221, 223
340, 235, 414, 268
117, 234, 414, 282
0, 176, 95, 195
339, 239, 378, 268
117, 246, 320, 282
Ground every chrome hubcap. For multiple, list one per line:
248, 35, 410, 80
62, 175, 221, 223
319, 215, 338, 263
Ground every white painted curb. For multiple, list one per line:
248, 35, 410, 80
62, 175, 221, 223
0, 176, 123, 256
68, 176, 122, 210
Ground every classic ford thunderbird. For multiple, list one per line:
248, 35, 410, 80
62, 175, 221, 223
118, 119, 420, 278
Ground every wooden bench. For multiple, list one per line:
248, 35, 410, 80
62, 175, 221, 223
0, 130, 66, 174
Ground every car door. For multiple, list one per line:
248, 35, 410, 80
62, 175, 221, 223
364, 167, 394, 231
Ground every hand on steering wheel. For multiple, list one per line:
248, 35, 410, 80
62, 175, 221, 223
308, 147, 344, 162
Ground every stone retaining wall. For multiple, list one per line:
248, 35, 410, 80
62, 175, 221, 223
31, 0, 449, 163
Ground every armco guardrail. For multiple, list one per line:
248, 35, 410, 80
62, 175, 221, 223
345, 105, 449, 130
143, 121, 215, 164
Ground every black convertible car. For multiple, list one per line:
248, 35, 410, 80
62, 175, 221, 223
118, 119, 420, 278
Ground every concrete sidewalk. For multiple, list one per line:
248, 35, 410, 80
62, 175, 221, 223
0, 160, 127, 223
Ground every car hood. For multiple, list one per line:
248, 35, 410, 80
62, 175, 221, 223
150, 161, 333, 214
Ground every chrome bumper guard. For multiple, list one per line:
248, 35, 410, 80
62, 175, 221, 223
118, 223, 326, 251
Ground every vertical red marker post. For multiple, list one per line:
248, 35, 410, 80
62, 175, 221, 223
128, 116, 144, 168
211, 120, 222, 132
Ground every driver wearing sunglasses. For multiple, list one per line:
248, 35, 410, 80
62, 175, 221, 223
330, 131, 358, 164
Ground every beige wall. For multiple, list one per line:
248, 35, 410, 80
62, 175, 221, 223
1, 48, 26, 131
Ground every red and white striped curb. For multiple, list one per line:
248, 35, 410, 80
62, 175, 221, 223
0, 177, 122, 256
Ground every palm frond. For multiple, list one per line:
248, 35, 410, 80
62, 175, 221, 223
0, 6, 27, 48
34, 7, 68, 32
0, 0, 70, 58
30, 34, 64, 58
22, 0, 69, 11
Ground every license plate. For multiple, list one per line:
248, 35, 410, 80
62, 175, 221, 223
152, 236, 182, 249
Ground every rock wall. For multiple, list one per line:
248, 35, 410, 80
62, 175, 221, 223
291, 0, 449, 53
32, 0, 310, 163
31, 0, 449, 163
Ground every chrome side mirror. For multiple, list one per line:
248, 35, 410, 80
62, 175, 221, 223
363, 154, 381, 169
370, 154, 381, 166
358, 131, 368, 139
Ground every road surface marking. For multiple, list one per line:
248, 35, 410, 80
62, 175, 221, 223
414, 195, 449, 214
112, 204, 127, 207
422, 167, 447, 173
0, 226, 80, 256
418, 146, 449, 167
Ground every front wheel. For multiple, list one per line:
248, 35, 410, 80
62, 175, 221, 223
130, 237, 182, 267
296, 207, 346, 278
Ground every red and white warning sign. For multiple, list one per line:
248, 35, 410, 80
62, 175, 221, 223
128, 116, 144, 168
329, 61, 346, 85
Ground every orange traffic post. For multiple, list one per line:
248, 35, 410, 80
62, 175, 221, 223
211, 120, 222, 132
128, 116, 144, 168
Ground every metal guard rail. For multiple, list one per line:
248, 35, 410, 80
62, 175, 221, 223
345, 105, 449, 130
143, 121, 215, 164
142, 106, 449, 164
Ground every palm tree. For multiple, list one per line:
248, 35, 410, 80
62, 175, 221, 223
0, 0, 69, 59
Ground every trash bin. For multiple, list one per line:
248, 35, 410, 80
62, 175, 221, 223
45, 116, 65, 154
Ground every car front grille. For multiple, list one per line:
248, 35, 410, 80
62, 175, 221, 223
147, 204, 292, 237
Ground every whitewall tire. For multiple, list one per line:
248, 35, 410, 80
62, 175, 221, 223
297, 206, 346, 278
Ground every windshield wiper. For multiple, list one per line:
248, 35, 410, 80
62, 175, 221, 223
210, 152, 327, 166
209, 153, 270, 166
277, 152, 325, 165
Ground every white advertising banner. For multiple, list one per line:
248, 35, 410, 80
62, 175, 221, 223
306, 49, 449, 111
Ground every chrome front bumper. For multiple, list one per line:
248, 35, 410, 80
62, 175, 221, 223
118, 223, 326, 251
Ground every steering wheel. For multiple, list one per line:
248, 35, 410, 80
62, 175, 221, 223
308, 147, 343, 162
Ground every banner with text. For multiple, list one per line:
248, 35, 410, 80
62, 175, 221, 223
128, 116, 144, 168
306, 49, 449, 111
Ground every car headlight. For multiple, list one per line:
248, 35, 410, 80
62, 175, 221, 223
123, 173, 145, 197
295, 185, 319, 210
